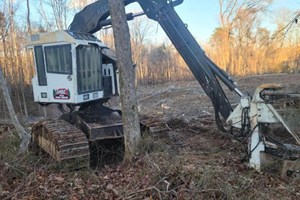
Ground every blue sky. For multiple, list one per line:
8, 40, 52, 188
127, 0, 300, 44
13, 0, 300, 44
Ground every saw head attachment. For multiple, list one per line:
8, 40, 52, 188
252, 84, 300, 179
227, 83, 300, 175
258, 84, 300, 148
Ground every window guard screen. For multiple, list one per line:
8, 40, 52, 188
45, 44, 72, 74
76, 45, 102, 94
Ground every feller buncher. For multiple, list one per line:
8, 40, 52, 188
27, 0, 300, 177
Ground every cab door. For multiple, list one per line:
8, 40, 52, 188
44, 44, 74, 103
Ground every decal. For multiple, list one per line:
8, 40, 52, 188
53, 88, 70, 100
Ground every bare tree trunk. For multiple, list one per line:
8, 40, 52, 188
26, 0, 31, 34
108, 0, 141, 163
15, 82, 23, 115
20, 70, 28, 117
0, 65, 31, 154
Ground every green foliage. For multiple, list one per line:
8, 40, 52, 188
137, 132, 167, 154
0, 132, 20, 162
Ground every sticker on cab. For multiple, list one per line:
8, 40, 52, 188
53, 88, 70, 100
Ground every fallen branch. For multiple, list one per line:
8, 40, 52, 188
145, 153, 161, 171
197, 188, 228, 198
4, 162, 26, 176
121, 186, 163, 200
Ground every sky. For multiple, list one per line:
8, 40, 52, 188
12, 0, 300, 44
126, 0, 300, 44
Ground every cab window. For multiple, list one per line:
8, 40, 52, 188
76, 44, 102, 94
45, 44, 72, 74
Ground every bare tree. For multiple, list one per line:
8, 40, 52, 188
0, 11, 9, 41
212, 0, 273, 75
35, 0, 69, 30
50, 0, 69, 29
130, 15, 155, 85
108, 0, 141, 162
36, 0, 53, 30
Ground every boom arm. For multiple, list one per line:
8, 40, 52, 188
69, 0, 244, 121
69, 0, 135, 33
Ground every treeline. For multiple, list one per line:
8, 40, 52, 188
99, 18, 194, 86
0, 0, 299, 118
101, 0, 300, 82
207, 0, 300, 76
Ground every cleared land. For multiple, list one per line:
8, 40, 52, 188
0, 73, 300, 199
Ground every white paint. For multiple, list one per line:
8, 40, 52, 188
249, 125, 265, 171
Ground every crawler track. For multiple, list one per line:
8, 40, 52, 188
31, 119, 90, 168
140, 117, 169, 133
30, 115, 167, 169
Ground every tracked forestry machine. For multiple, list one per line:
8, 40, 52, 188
28, 0, 300, 176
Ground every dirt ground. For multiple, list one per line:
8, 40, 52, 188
0, 73, 300, 199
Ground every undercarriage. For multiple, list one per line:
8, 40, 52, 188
31, 102, 166, 168
31, 102, 124, 168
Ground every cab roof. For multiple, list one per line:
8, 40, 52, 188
27, 30, 102, 46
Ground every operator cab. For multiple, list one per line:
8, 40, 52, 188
27, 30, 119, 105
